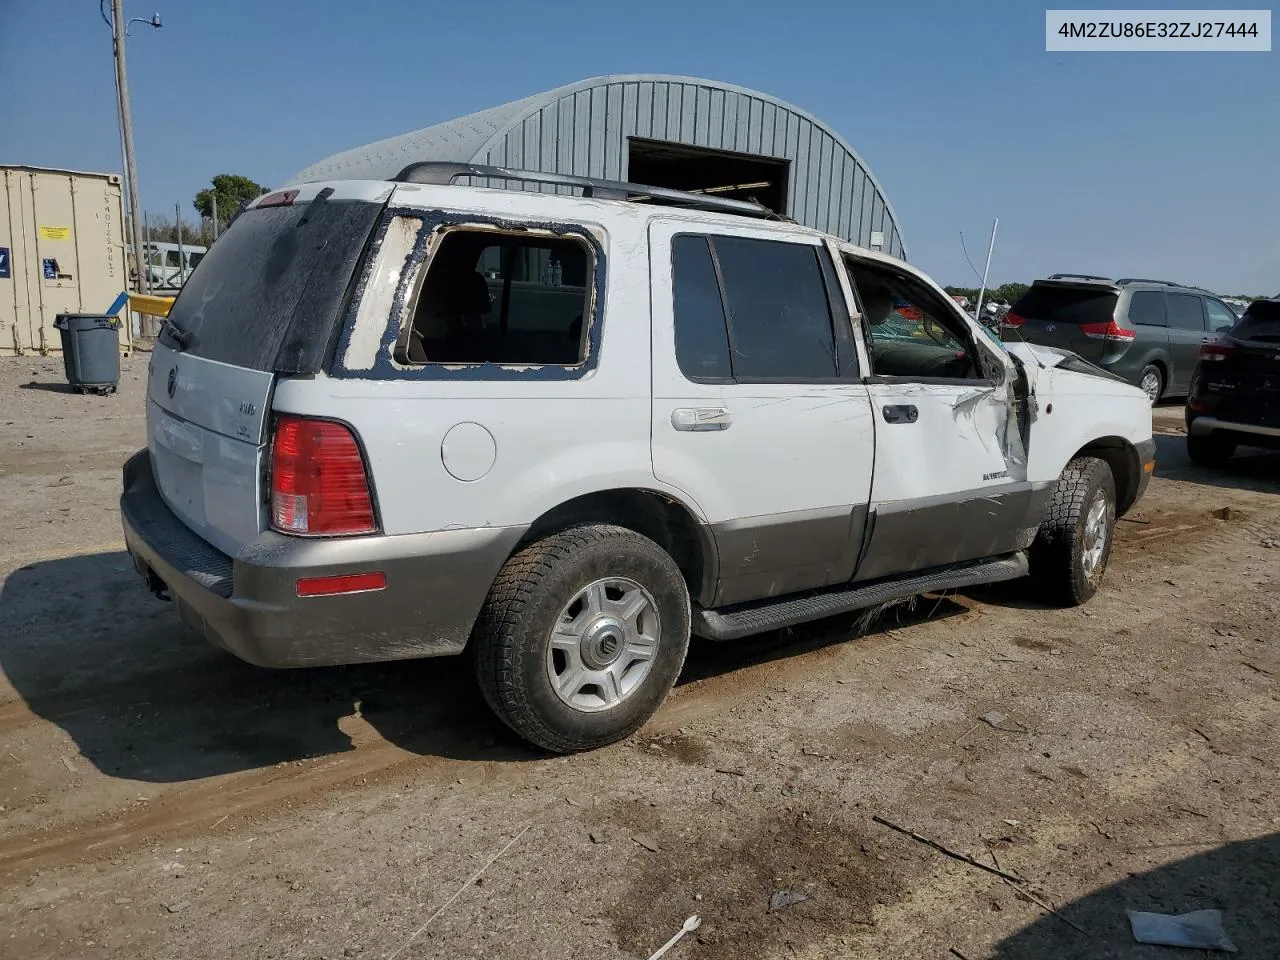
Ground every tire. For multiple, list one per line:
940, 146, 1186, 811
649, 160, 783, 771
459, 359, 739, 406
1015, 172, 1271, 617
472, 524, 691, 753
1030, 456, 1117, 607
1138, 364, 1163, 405
1187, 433, 1236, 467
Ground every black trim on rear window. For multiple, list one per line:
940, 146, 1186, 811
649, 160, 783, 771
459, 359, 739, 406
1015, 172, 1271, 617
164, 197, 386, 373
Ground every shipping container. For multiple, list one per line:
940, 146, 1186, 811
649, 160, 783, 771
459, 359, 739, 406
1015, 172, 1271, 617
0, 165, 132, 356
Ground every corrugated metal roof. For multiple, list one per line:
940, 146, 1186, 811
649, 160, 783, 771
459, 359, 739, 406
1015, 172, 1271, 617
290, 74, 905, 258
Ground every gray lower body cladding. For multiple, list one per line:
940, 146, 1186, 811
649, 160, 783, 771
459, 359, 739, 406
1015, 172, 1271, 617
120, 450, 524, 668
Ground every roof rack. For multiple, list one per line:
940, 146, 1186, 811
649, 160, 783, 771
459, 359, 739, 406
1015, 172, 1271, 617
1116, 278, 1213, 293
391, 162, 775, 219
1046, 273, 1114, 283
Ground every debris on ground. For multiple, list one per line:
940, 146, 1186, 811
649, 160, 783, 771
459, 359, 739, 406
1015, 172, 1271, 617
768, 889, 811, 912
872, 815, 1023, 883
633, 834, 660, 853
1128, 909, 1237, 952
646, 915, 701, 960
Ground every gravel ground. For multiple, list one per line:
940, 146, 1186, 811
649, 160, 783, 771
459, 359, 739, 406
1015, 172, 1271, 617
1, 354, 1278, 960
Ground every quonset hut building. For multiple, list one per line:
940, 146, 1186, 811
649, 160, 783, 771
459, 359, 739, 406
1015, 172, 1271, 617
293, 74, 906, 259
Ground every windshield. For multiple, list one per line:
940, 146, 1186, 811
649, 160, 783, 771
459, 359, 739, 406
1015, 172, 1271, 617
164, 196, 385, 372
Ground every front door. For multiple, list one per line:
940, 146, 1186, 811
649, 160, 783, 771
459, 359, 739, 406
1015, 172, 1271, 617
648, 220, 876, 607
841, 252, 1033, 581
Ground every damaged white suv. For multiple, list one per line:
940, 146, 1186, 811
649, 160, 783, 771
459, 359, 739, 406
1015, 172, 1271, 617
121, 165, 1155, 753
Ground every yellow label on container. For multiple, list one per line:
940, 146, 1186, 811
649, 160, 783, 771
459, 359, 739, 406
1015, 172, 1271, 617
39, 226, 71, 240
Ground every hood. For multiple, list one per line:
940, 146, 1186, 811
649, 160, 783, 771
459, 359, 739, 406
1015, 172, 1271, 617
1005, 341, 1127, 383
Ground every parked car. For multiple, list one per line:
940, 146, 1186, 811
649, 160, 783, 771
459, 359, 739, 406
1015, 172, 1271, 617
1223, 298, 1252, 319
119, 166, 1155, 753
1004, 276, 1241, 404
1185, 298, 1280, 466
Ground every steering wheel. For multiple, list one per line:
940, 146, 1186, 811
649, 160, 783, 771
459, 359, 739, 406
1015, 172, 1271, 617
922, 315, 951, 346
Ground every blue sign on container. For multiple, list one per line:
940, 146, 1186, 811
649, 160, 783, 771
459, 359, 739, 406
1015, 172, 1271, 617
0, 246, 10, 279
42, 258, 57, 280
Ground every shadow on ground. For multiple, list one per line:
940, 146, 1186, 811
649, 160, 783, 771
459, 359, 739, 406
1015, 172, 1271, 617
1153, 433, 1280, 494
993, 832, 1280, 958
16, 381, 76, 394
1, 552, 964, 783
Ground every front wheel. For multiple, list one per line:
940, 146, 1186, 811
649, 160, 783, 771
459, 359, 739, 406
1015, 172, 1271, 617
471, 524, 691, 753
1030, 456, 1117, 607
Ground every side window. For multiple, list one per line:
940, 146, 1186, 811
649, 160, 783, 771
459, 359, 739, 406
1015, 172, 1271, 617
398, 230, 591, 366
1127, 291, 1166, 326
846, 258, 982, 381
712, 236, 838, 380
671, 236, 732, 380
1204, 298, 1238, 333
165, 250, 182, 268
1167, 293, 1207, 331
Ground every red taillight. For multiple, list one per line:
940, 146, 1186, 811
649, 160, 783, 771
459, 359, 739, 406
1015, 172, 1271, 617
270, 415, 377, 536
1199, 342, 1236, 362
296, 572, 387, 597
1079, 318, 1136, 341
1002, 311, 1027, 328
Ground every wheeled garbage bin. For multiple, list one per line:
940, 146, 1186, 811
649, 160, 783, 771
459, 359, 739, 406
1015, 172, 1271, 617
53, 313, 122, 395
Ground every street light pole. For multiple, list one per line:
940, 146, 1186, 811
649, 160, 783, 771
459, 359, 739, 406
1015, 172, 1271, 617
110, 0, 147, 300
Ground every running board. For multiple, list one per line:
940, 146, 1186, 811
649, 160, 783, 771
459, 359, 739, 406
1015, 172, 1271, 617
692, 553, 1029, 641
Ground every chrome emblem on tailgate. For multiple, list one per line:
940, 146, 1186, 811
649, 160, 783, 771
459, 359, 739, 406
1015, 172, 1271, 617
166, 366, 178, 398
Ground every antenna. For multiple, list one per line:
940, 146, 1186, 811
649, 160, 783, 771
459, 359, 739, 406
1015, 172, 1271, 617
972, 218, 999, 322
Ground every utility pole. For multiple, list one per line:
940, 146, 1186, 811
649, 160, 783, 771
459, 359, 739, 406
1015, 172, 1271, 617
110, 0, 146, 300
211, 193, 219, 240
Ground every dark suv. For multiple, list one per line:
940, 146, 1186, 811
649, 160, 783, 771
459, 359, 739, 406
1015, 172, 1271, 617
1004, 276, 1241, 403
1186, 298, 1280, 466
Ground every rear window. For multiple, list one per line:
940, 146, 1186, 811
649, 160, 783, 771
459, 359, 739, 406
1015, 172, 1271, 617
1011, 284, 1117, 325
1233, 301, 1280, 342
165, 196, 385, 372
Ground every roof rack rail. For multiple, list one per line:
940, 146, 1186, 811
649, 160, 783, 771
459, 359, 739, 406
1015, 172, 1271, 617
1116, 278, 1200, 289
1046, 273, 1114, 283
391, 162, 775, 219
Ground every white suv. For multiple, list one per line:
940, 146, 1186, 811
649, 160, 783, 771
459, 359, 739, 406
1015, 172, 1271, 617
121, 164, 1155, 752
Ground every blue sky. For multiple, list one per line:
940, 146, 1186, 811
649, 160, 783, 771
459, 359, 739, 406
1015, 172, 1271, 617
3, 0, 1275, 294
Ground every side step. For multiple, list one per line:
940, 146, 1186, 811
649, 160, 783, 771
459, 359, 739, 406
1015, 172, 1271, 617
692, 552, 1029, 641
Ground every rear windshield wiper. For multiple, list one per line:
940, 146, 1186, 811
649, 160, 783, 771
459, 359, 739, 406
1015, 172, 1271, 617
161, 315, 191, 350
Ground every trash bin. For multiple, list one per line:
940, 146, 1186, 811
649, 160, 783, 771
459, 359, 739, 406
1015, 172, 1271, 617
54, 313, 122, 395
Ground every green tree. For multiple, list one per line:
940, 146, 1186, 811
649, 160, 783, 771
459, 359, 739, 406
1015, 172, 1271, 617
194, 174, 270, 228
992, 282, 1030, 305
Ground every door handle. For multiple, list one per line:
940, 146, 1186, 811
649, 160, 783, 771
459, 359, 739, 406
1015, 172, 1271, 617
671, 407, 732, 432
882, 404, 918, 424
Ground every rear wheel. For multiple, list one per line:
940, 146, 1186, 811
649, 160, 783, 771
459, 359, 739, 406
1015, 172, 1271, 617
472, 524, 691, 753
1187, 433, 1236, 467
1030, 456, 1116, 607
1138, 365, 1163, 404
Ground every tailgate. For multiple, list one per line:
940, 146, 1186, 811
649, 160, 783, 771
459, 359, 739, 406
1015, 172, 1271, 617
147, 342, 274, 556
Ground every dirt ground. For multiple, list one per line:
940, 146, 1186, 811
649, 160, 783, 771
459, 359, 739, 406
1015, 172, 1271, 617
1, 354, 1278, 960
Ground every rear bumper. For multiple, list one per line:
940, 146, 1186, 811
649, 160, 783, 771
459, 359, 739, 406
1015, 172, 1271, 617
119, 449, 523, 667
1188, 416, 1280, 449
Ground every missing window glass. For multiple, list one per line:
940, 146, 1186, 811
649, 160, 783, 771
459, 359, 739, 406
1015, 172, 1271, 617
397, 229, 592, 366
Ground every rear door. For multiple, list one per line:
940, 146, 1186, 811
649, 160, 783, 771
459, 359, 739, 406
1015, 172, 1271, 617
648, 221, 875, 607
1006, 281, 1120, 362
1165, 293, 1211, 393
147, 182, 390, 556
